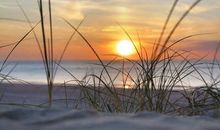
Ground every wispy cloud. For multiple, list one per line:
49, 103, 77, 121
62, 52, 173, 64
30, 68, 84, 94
0, 0, 220, 60
55, 2, 84, 20
175, 1, 220, 14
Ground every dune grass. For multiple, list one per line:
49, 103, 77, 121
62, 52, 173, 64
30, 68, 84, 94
13, 0, 82, 106
59, 0, 217, 114
1, 0, 220, 115
32, 0, 85, 106
61, 0, 219, 114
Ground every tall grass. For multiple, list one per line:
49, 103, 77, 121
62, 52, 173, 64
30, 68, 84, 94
0, 22, 40, 101
27, 0, 84, 106
2, 0, 220, 115
2, 0, 86, 107
58, 0, 214, 113
36, 0, 54, 106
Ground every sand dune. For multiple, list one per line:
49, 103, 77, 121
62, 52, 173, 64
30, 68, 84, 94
0, 106, 220, 130
1, 83, 220, 130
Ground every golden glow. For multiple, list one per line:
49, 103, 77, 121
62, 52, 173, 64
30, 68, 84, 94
0, 1, 219, 60
116, 40, 134, 56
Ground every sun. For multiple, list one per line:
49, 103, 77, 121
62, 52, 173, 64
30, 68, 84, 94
116, 40, 134, 56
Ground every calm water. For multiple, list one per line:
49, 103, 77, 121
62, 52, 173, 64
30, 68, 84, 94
1, 60, 220, 88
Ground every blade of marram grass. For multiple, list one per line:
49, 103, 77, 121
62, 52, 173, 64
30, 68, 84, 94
0, 18, 27, 23
161, 0, 202, 51
0, 63, 17, 84
16, 0, 45, 68
39, 0, 49, 75
48, 0, 54, 82
0, 42, 17, 49
0, 22, 40, 72
38, 0, 55, 105
63, 19, 117, 91
156, 33, 213, 62
150, 0, 202, 80
155, 0, 179, 55
38, 0, 50, 81
53, 17, 86, 78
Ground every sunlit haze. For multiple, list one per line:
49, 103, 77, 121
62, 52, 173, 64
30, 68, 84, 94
0, 0, 220, 60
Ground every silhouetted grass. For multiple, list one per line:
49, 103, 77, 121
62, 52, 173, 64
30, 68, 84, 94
2, 0, 220, 116
59, 0, 217, 114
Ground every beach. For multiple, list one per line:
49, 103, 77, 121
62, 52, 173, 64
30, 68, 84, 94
1, 0, 220, 129
1, 103, 220, 130
0, 83, 220, 130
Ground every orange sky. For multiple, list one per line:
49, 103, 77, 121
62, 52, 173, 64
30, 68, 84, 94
0, 0, 220, 60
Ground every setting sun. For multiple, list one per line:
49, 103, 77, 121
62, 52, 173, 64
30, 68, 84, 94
116, 40, 134, 56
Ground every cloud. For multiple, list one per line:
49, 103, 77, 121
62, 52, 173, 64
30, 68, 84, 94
175, 0, 220, 14
0, 0, 17, 9
102, 26, 119, 33
54, 1, 84, 20
176, 40, 220, 52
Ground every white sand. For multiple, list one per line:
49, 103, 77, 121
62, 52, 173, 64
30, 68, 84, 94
0, 83, 220, 130
0, 106, 220, 130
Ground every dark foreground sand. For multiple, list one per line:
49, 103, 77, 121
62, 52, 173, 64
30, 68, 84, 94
0, 83, 220, 130
1, 106, 220, 130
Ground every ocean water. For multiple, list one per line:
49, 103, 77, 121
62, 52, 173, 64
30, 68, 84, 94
1, 61, 132, 85
1, 60, 220, 88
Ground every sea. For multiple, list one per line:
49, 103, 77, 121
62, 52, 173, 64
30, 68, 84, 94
1, 60, 219, 88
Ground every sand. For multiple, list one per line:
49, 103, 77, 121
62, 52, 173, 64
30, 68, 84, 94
0, 83, 220, 130
1, 106, 220, 130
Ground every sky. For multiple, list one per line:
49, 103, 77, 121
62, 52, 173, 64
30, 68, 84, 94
0, 0, 220, 60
